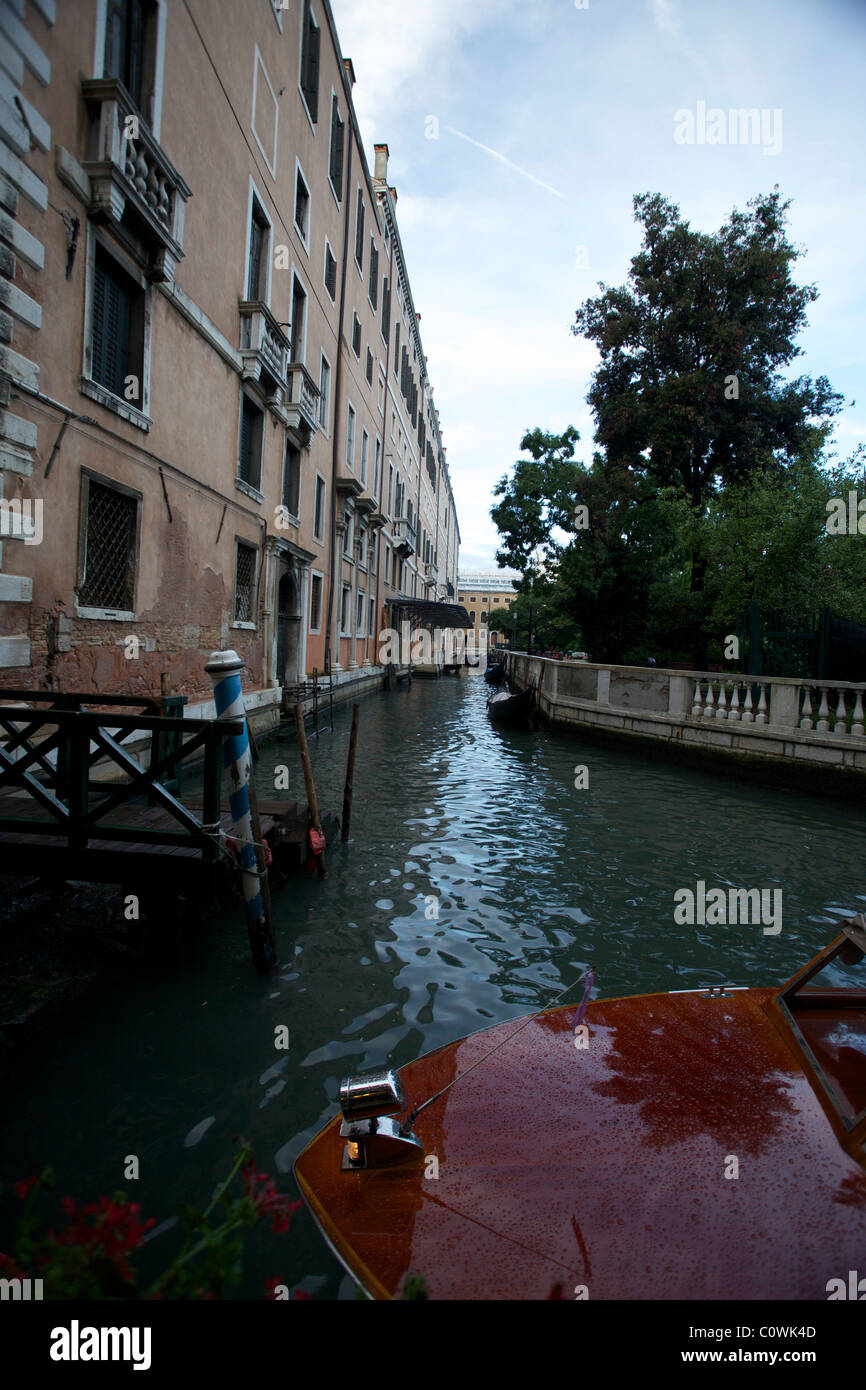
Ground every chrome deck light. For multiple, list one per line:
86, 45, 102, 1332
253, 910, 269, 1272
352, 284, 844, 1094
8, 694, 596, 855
339, 1068, 424, 1170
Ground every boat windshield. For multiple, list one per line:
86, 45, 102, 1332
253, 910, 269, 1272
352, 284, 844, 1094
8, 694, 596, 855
776, 920, 866, 1158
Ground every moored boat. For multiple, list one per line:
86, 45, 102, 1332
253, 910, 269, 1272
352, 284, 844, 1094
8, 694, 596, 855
294, 921, 866, 1299
483, 663, 506, 686
486, 686, 534, 723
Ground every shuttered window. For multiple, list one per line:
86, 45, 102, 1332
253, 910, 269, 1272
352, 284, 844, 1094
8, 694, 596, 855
368, 241, 378, 308
352, 313, 361, 357
324, 243, 337, 300
238, 395, 263, 490
247, 200, 269, 301
354, 189, 365, 268
380, 275, 390, 341
91, 247, 143, 402
300, 1, 320, 123
283, 441, 301, 517
329, 96, 345, 198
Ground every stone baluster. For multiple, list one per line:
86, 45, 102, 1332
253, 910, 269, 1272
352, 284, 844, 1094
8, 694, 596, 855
146, 161, 159, 211
799, 686, 813, 730
852, 692, 865, 737
836, 690, 848, 737
158, 174, 170, 224
755, 684, 768, 725
691, 680, 703, 717
703, 681, 715, 719
741, 686, 754, 723
728, 684, 741, 722
715, 683, 728, 720
816, 690, 830, 733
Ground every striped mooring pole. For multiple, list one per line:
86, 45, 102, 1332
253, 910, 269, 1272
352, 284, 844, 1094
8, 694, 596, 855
205, 649, 276, 972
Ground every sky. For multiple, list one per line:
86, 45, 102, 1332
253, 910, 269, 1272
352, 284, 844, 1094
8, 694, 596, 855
329, 0, 866, 571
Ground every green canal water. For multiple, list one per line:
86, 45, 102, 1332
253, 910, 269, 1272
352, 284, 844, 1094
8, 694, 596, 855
2, 673, 865, 1298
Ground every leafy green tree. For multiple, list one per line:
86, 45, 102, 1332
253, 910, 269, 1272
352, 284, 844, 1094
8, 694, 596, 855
572, 189, 844, 591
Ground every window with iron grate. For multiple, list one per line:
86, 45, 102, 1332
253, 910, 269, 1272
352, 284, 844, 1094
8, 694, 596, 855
238, 395, 264, 490
78, 476, 139, 612
234, 542, 257, 622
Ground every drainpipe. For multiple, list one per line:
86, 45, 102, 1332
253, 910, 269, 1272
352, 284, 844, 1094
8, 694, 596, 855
324, 132, 354, 675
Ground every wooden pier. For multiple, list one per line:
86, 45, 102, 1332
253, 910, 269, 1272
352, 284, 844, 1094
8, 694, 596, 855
0, 690, 317, 898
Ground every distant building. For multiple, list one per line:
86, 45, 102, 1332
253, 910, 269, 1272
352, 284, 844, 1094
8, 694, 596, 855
457, 571, 520, 648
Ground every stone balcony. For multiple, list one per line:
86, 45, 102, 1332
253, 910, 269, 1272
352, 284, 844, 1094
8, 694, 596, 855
239, 300, 290, 396
285, 363, 320, 445
391, 517, 416, 556
80, 78, 191, 283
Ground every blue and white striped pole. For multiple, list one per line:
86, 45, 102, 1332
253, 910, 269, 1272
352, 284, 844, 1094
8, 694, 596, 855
205, 649, 276, 970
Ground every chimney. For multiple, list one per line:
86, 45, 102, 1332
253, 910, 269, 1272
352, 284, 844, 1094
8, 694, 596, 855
374, 143, 390, 182
343, 57, 356, 86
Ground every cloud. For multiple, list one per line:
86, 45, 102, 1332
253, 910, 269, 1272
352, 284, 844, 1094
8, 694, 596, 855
648, 0, 681, 38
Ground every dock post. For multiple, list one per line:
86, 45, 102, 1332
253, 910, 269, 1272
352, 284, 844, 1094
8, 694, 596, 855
205, 650, 277, 971
294, 702, 326, 877
341, 704, 359, 841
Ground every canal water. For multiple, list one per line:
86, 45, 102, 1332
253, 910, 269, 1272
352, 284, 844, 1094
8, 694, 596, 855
2, 673, 865, 1298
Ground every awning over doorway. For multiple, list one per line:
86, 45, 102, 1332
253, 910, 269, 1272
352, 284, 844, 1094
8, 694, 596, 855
385, 596, 473, 629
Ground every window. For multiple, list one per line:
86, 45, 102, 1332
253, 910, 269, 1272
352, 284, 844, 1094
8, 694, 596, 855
238, 394, 264, 491
343, 511, 353, 556
369, 595, 376, 639
340, 585, 351, 634
358, 526, 367, 569
346, 404, 355, 468
309, 571, 323, 632
247, 197, 270, 301
356, 590, 365, 635
368, 240, 379, 309
282, 440, 301, 518
294, 165, 310, 246
290, 275, 306, 361
324, 241, 337, 300
380, 275, 390, 341
481, 611, 488, 622
377, 372, 385, 414
369, 532, 377, 575
78, 473, 139, 613
234, 542, 257, 623
354, 189, 365, 269
352, 312, 361, 358
365, 347, 373, 385
299, 0, 320, 123
360, 430, 368, 486
90, 244, 145, 404
469, 610, 476, 623
314, 475, 326, 541
394, 322, 400, 375
318, 354, 330, 430
373, 437, 381, 497
329, 94, 345, 199
103, 0, 158, 118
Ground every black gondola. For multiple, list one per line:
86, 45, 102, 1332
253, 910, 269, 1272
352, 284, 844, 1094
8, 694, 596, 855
487, 685, 535, 724
484, 662, 506, 686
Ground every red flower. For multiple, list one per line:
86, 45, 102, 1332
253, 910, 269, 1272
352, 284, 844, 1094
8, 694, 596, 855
14, 1176, 38, 1201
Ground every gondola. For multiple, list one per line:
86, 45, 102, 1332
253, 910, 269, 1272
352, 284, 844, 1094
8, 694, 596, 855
294, 919, 866, 1299
483, 662, 506, 686
486, 685, 534, 723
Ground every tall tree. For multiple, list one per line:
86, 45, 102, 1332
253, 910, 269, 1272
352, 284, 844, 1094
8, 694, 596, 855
572, 189, 843, 589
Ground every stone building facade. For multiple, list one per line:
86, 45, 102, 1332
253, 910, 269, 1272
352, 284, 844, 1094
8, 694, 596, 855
0, 0, 460, 715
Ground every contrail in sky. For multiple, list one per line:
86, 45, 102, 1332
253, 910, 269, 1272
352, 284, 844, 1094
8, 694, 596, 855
445, 126, 568, 202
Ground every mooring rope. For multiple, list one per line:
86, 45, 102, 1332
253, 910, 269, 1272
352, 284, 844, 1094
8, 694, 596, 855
400, 966, 595, 1135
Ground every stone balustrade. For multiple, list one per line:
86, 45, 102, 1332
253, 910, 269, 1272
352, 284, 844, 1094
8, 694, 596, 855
81, 78, 191, 283
502, 653, 866, 789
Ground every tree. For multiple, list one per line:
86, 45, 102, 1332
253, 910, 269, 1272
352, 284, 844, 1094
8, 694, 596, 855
572, 190, 843, 590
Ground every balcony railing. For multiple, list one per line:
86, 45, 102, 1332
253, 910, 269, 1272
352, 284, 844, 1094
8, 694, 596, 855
392, 517, 417, 555
81, 78, 191, 283
285, 363, 320, 443
239, 301, 290, 392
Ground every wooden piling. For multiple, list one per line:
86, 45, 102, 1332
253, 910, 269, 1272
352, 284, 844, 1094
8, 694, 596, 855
341, 703, 359, 841
294, 702, 326, 877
